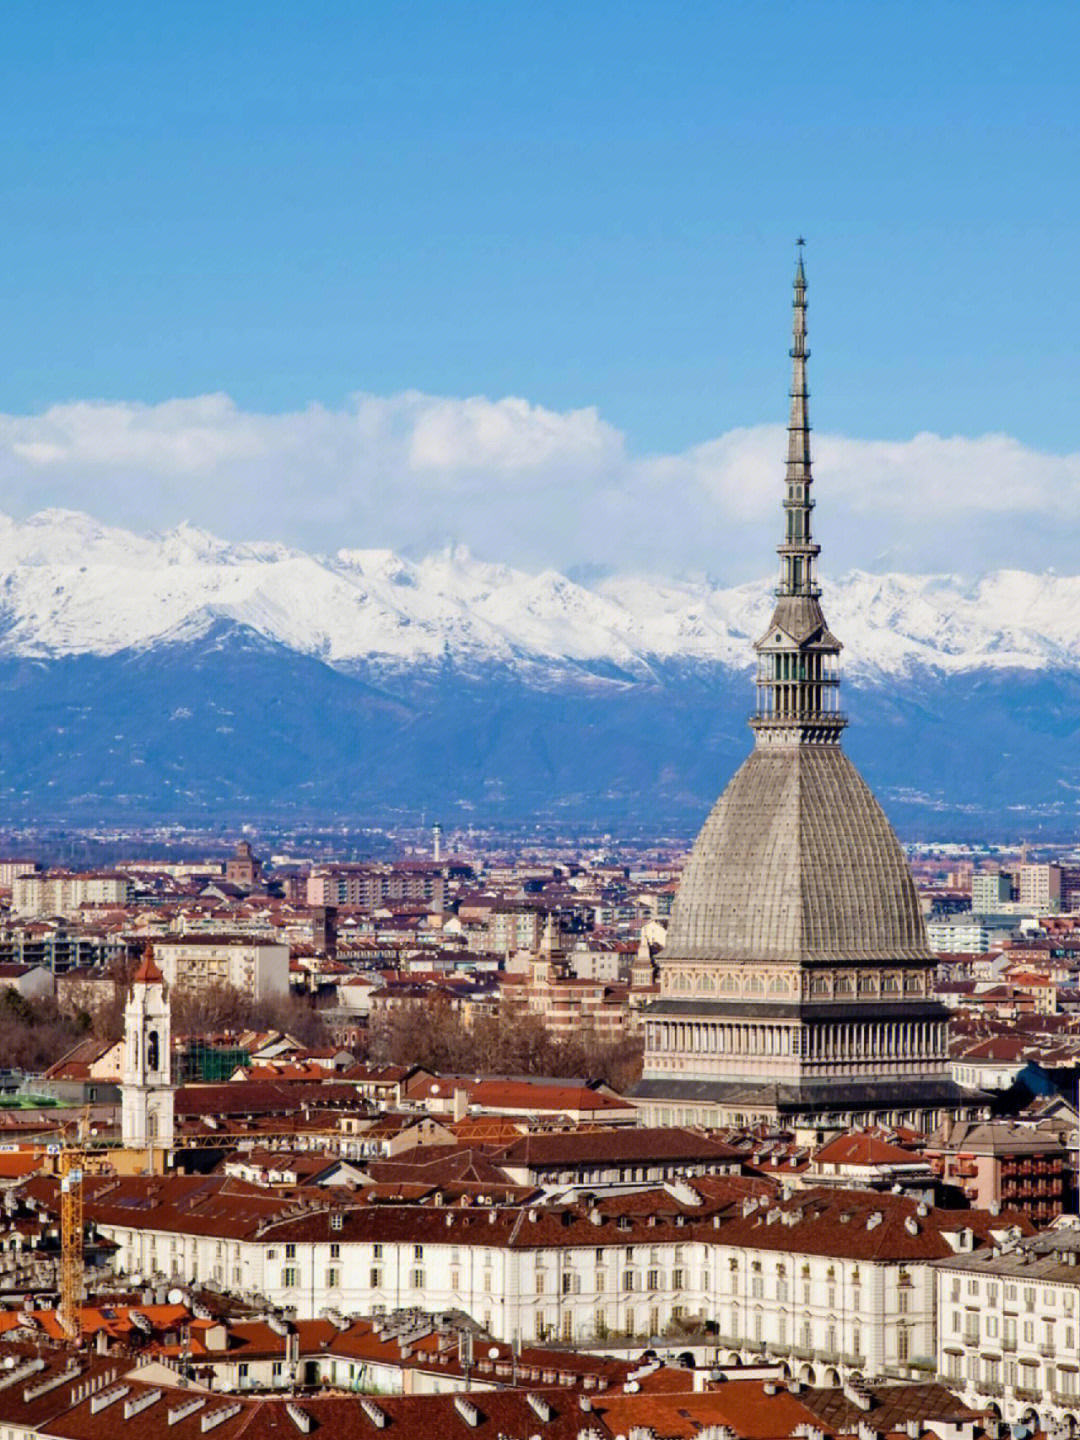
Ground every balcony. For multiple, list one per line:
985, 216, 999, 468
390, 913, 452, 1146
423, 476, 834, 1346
980, 1382, 1005, 1398
1040, 1345, 1056, 1357
1015, 1386, 1043, 1402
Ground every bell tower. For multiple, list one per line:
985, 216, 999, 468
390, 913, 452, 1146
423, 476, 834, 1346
121, 946, 175, 1151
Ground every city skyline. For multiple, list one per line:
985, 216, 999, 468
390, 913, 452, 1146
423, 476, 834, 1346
0, 9, 1077, 1429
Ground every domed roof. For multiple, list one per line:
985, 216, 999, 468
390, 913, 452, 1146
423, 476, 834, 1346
665, 744, 930, 965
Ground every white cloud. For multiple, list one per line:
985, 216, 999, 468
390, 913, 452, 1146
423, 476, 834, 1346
407, 394, 621, 474
0, 392, 1075, 577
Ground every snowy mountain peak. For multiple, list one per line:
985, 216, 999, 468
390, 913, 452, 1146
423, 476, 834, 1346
0, 507, 1077, 678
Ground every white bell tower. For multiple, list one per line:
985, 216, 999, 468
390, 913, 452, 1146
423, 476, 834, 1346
121, 947, 175, 1151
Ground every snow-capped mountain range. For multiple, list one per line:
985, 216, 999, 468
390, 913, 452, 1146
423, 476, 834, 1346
0, 508, 1077, 836
2, 507, 1080, 679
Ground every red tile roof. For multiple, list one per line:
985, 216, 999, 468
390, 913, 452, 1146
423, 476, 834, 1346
813, 1132, 926, 1168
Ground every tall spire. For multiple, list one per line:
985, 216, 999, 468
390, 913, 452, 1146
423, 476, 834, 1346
750, 243, 846, 745
782, 239, 818, 599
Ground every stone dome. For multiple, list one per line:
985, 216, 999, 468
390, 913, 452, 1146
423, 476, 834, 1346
664, 743, 930, 965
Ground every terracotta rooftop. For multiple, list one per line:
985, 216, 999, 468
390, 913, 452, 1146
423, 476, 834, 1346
496, 1125, 741, 1168
812, 1132, 926, 1168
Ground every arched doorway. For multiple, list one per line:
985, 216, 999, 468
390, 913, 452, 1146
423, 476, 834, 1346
823, 1368, 840, 1387
799, 1364, 817, 1385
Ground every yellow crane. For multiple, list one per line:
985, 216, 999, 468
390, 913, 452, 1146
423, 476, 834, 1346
58, 1145, 84, 1339
36, 1115, 349, 1339
51, 1108, 92, 1340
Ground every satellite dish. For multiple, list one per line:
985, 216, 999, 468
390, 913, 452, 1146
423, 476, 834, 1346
488, 1346, 499, 1359
431, 1084, 440, 1094
167, 1288, 184, 1306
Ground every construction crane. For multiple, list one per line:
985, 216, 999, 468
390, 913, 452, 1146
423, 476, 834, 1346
29, 1112, 353, 1337
53, 1108, 91, 1340
58, 1145, 84, 1339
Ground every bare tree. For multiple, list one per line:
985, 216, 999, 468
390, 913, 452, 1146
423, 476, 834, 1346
0, 988, 90, 1072
365, 995, 644, 1089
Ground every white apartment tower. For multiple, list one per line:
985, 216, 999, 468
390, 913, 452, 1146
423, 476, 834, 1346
121, 948, 175, 1151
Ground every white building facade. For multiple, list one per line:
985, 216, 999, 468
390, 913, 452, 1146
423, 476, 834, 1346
12, 871, 132, 918
75, 1182, 1009, 1383
153, 936, 289, 1002
936, 1229, 1080, 1431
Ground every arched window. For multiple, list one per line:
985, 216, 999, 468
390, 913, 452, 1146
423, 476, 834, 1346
147, 1030, 160, 1072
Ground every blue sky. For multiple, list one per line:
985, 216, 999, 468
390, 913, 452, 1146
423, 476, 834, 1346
0, 0, 1078, 577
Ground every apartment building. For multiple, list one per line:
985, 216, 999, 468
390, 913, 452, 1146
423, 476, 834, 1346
926, 920, 1003, 954
501, 959, 629, 1044
307, 864, 445, 911
936, 1227, 1080, 1430
34, 1175, 1016, 1382
925, 1120, 1068, 1227
474, 905, 544, 956
971, 872, 1016, 915
1017, 864, 1062, 914
153, 936, 289, 1001
12, 871, 132, 919
0, 924, 131, 976
0, 859, 37, 889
